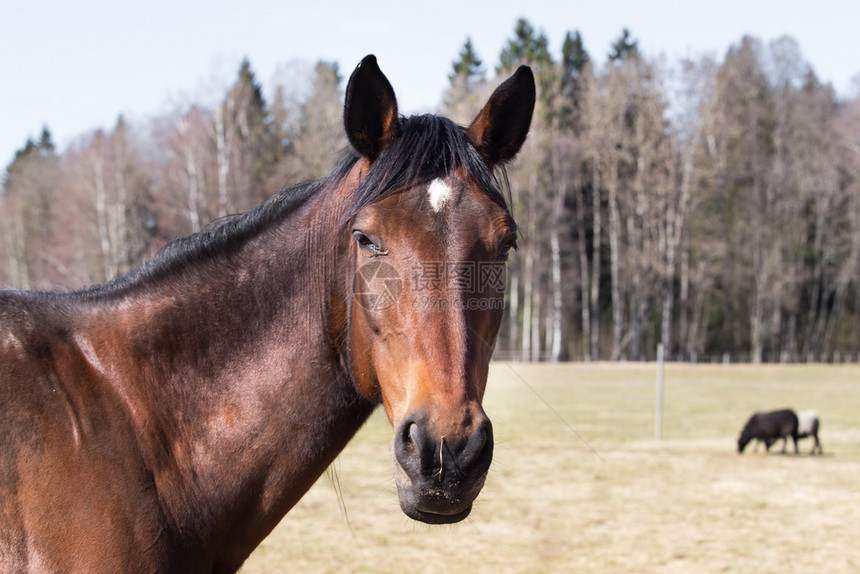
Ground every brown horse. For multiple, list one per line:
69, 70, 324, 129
0, 55, 535, 572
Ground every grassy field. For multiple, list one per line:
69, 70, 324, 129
239, 363, 860, 573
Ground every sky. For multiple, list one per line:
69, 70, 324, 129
1, 0, 858, 171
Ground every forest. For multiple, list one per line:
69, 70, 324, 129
3, 20, 860, 363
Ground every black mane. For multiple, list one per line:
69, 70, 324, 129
347, 114, 507, 217
76, 114, 507, 300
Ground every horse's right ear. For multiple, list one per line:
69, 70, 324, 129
466, 65, 535, 167
344, 55, 400, 162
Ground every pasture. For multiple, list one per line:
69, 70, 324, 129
240, 363, 860, 573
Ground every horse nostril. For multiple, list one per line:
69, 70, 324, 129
461, 421, 493, 469
409, 423, 421, 447
396, 420, 434, 472
462, 429, 486, 462
395, 417, 493, 480
404, 422, 429, 453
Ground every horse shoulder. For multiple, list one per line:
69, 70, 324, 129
0, 301, 177, 571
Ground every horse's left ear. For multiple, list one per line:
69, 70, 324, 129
344, 55, 400, 161
466, 65, 535, 167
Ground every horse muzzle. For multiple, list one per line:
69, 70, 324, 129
391, 414, 493, 524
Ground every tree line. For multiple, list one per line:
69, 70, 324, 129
3, 20, 860, 363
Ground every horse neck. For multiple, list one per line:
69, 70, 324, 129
76, 168, 373, 562
97, 183, 349, 383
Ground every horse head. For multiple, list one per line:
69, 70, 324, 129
342, 56, 534, 524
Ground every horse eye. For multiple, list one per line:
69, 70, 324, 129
498, 239, 518, 261
353, 231, 389, 256
353, 231, 374, 249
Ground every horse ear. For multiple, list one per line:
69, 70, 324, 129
466, 65, 535, 167
343, 55, 400, 161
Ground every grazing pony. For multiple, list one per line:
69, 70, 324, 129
0, 56, 535, 573
797, 410, 823, 455
737, 409, 799, 454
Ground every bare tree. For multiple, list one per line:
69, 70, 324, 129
4, 31, 858, 362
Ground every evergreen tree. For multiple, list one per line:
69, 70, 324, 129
224, 58, 282, 208
498, 18, 552, 73
3, 125, 56, 193
449, 37, 484, 93
0, 126, 59, 287
608, 28, 638, 62
560, 30, 590, 119
562, 30, 589, 83
278, 61, 345, 182
238, 59, 267, 121
37, 126, 55, 154
442, 40, 487, 124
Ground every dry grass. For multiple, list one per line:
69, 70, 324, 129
239, 362, 860, 573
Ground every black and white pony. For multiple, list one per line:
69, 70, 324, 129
737, 409, 798, 454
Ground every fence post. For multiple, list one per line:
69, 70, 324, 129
656, 343, 664, 441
